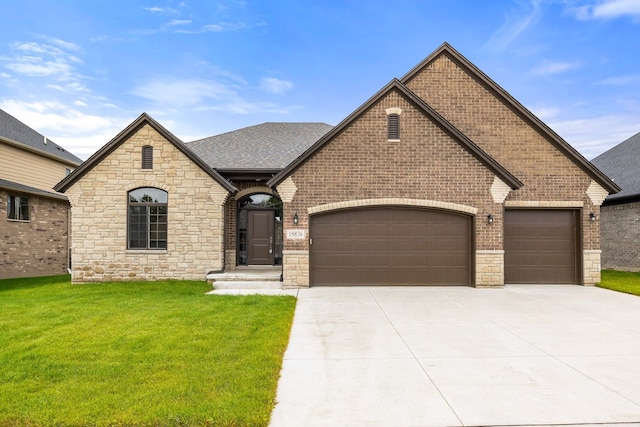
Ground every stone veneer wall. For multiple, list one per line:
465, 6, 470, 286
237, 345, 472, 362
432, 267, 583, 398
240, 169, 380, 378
0, 190, 69, 279
583, 250, 602, 286
65, 124, 228, 283
282, 250, 309, 289
600, 202, 640, 271
475, 250, 504, 287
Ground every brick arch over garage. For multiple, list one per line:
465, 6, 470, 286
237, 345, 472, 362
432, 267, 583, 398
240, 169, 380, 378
308, 199, 476, 286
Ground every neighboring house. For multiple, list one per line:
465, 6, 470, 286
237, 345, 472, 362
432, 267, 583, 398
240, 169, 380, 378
55, 43, 619, 287
0, 109, 82, 279
591, 131, 640, 271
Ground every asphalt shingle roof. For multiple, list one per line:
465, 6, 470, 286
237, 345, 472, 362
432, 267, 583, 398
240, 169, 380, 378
187, 122, 333, 170
0, 108, 82, 165
0, 178, 68, 201
592, 131, 640, 202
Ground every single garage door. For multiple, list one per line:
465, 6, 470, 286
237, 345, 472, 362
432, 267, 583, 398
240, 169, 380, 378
310, 207, 471, 286
504, 209, 579, 284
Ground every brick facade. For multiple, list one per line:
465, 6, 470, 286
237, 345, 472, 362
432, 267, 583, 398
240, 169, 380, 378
64, 124, 229, 283
600, 202, 640, 271
276, 49, 609, 287
0, 190, 69, 279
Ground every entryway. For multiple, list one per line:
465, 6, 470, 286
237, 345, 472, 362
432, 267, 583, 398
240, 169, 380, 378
237, 193, 283, 267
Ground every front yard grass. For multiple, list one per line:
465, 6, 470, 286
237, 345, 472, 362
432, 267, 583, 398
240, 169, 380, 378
0, 275, 296, 427
598, 269, 640, 296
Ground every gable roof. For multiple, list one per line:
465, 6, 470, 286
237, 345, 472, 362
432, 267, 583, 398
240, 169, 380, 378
187, 122, 332, 170
268, 79, 523, 190
0, 108, 82, 165
591, 131, 640, 204
400, 42, 620, 194
54, 113, 237, 193
0, 178, 68, 201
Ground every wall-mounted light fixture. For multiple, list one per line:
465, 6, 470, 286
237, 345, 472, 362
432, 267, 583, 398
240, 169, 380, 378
589, 212, 596, 222
487, 214, 493, 225
293, 213, 299, 225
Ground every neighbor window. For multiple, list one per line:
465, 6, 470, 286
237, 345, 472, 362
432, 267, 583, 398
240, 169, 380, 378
7, 195, 29, 221
142, 145, 153, 169
387, 114, 400, 140
128, 187, 167, 249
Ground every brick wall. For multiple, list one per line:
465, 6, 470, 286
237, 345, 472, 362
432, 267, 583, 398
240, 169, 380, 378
404, 52, 598, 249
279, 52, 603, 287
601, 202, 640, 271
283, 89, 499, 286
64, 124, 229, 283
0, 190, 69, 279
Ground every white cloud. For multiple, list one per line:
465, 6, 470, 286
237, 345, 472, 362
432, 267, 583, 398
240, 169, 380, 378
0, 99, 129, 159
259, 77, 294, 94
594, 74, 640, 85
593, 0, 640, 18
74, 100, 88, 107
131, 76, 292, 115
568, 0, 640, 20
530, 106, 560, 120
484, 0, 543, 52
167, 19, 191, 26
1, 38, 88, 92
132, 78, 236, 106
550, 114, 640, 159
532, 61, 581, 76
144, 6, 178, 14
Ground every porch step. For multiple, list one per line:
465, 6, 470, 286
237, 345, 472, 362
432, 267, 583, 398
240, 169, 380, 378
209, 280, 283, 290
207, 267, 283, 290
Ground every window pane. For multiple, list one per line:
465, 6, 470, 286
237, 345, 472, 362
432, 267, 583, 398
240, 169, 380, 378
19, 197, 29, 220
128, 188, 168, 249
129, 206, 148, 248
129, 188, 167, 203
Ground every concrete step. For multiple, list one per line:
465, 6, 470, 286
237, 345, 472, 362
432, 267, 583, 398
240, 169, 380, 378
210, 280, 283, 290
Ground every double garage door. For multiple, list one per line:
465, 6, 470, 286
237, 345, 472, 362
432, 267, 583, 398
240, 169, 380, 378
310, 208, 472, 286
309, 207, 579, 286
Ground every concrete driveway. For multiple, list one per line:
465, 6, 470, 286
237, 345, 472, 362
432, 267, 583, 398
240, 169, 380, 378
269, 286, 640, 427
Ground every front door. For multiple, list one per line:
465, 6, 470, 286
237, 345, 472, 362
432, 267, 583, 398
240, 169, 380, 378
247, 210, 275, 265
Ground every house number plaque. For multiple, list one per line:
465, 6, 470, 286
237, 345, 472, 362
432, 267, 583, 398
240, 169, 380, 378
286, 229, 306, 240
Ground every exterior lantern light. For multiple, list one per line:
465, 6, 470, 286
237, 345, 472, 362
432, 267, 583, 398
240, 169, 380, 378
487, 214, 493, 225
590, 212, 596, 222
293, 213, 299, 225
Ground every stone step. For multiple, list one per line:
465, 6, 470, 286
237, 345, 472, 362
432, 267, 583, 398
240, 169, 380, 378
210, 280, 283, 290
207, 270, 282, 282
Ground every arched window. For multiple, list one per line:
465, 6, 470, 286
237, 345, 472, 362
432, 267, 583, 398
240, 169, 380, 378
128, 187, 168, 249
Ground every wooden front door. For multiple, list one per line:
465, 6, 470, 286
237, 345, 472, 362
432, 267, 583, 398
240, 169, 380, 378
247, 210, 275, 265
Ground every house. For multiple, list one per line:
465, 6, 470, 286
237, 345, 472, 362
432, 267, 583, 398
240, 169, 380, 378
0, 108, 82, 279
54, 43, 619, 287
591, 131, 640, 271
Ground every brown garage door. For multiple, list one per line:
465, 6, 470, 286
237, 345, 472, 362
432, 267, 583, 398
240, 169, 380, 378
504, 210, 579, 284
310, 208, 472, 286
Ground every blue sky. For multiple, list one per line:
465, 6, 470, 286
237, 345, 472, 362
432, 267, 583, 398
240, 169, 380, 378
0, 0, 638, 160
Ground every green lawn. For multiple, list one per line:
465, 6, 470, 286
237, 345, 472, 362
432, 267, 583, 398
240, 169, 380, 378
0, 275, 296, 427
598, 269, 640, 296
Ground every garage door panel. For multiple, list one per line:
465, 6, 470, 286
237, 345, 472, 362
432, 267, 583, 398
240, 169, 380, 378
310, 207, 471, 286
505, 210, 578, 285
